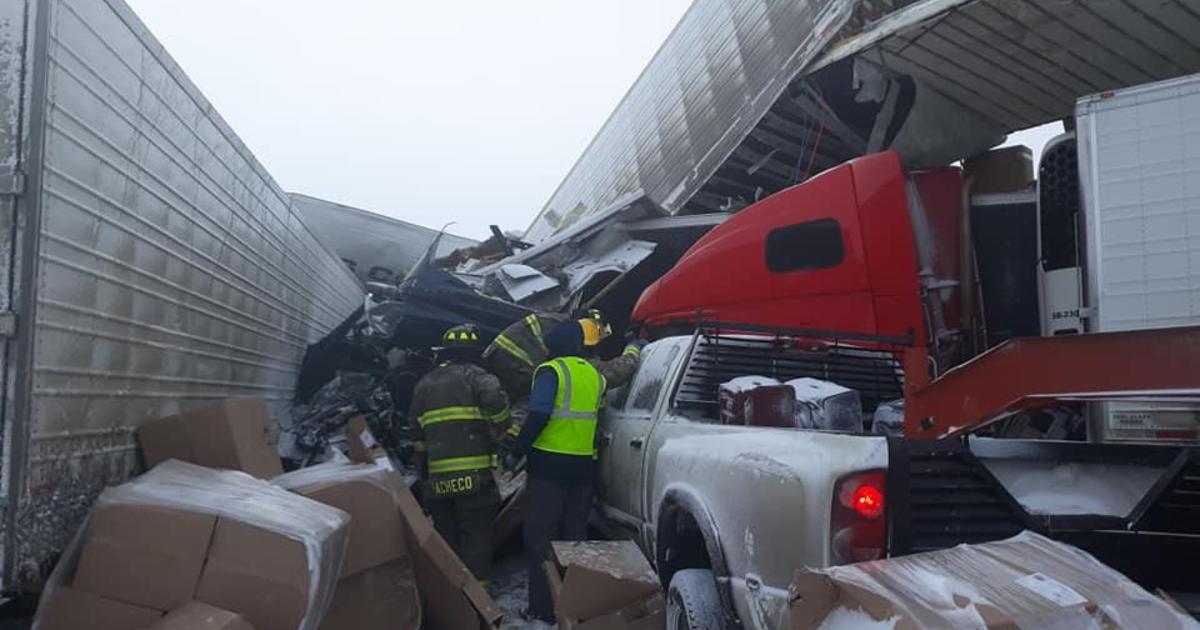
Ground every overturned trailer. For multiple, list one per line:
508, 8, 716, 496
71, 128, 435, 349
0, 0, 363, 590
522, 0, 1200, 242
289, 192, 476, 286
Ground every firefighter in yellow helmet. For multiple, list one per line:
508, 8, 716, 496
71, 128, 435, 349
408, 323, 510, 584
484, 309, 641, 397
484, 309, 641, 454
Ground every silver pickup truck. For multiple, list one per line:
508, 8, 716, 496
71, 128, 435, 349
596, 328, 1200, 630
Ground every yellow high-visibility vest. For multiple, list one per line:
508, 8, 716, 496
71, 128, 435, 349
532, 358, 606, 457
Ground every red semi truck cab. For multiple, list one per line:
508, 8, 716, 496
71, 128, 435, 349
633, 151, 964, 356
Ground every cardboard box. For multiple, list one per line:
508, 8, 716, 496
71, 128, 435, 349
139, 398, 283, 478
275, 465, 409, 578
37, 586, 164, 630
319, 560, 421, 630
344, 415, 388, 464
73, 503, 216, 611
544, 541, 664, 629
788, 530, 1196, 629
195, 519, 312, 630
393, 479, 504, 629
141, 602, 255, 630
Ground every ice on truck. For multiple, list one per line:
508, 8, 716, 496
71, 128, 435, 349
786, 378, 862, 433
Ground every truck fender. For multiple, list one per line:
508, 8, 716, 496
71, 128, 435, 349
656, 486, 738, 626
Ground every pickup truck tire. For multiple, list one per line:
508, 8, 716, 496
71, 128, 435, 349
667, 569, 724, 630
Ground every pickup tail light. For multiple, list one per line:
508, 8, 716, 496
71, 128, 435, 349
831, 470, 887, 565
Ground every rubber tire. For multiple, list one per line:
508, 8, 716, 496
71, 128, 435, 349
667, 569, 725, 630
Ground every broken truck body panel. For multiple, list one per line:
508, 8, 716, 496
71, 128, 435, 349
523, 0, 866, 241
0, 0, 363, 590
462, 193, 726, 320
289, 192, 476, 286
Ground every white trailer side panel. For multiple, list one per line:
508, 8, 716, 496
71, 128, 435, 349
1, 0, 363, 589
1078, 73, 1200, 333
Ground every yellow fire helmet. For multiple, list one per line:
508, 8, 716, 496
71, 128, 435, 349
441, 323, 482, 349
578, 312, 612, 347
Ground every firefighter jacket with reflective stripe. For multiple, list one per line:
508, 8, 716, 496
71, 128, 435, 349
408, 362, 511, 476
485, 314, 641, 398
531, 358, 607, 457
484, 313, 565, 396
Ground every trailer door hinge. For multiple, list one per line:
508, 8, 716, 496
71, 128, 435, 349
0, 312, 15, 338
0, 172, 26, 196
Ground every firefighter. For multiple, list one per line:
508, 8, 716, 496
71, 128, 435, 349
485, 309, 640, 396
506, 319, 642, 623
485, 310, 641, 449
408, 323, 511, 584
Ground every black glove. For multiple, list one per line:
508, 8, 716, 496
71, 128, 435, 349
502, 452, 522, 472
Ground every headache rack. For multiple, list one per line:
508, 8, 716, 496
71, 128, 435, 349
672, 321, 912, 418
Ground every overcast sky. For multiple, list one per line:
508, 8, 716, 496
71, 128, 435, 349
125, 1, 693, 240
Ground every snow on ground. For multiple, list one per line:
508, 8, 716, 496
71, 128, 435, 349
493, 548, 559, 629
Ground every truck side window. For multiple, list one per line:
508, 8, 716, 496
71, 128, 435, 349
607, 385, 630, 411
627, 344, 682, 415
765, 218, 844, 272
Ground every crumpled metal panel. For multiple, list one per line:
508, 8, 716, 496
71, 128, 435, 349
523, 0, 860, 243
813, 0, 1200, 133
289, 193, 476, 285
3, 0, 365, 589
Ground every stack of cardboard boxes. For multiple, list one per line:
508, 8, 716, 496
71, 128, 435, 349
36, 460, 348, 630
33, 398, 507, 630
273, 464, 417, 630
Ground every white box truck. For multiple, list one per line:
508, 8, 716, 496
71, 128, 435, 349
1074, 74, 1200, 442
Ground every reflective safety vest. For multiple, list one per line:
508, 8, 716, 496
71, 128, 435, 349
532, 358, 606, 457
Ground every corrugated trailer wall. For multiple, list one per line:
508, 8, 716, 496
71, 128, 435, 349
1, 0, 364, 589
522, 0, 859, 242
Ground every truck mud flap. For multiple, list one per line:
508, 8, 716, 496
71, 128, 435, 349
886, 437, 1200, 592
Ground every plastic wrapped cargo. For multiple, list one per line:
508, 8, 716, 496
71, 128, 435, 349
33, 460, 350, 630
871, 399, 906, 436
789, 530, 1199, 629
786, 378, 863, 433
272, 462, 410, 579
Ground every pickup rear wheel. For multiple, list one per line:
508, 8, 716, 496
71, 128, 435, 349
667, 569, 724, 630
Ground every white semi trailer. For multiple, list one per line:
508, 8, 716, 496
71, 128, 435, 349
0, 0, 363, 590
